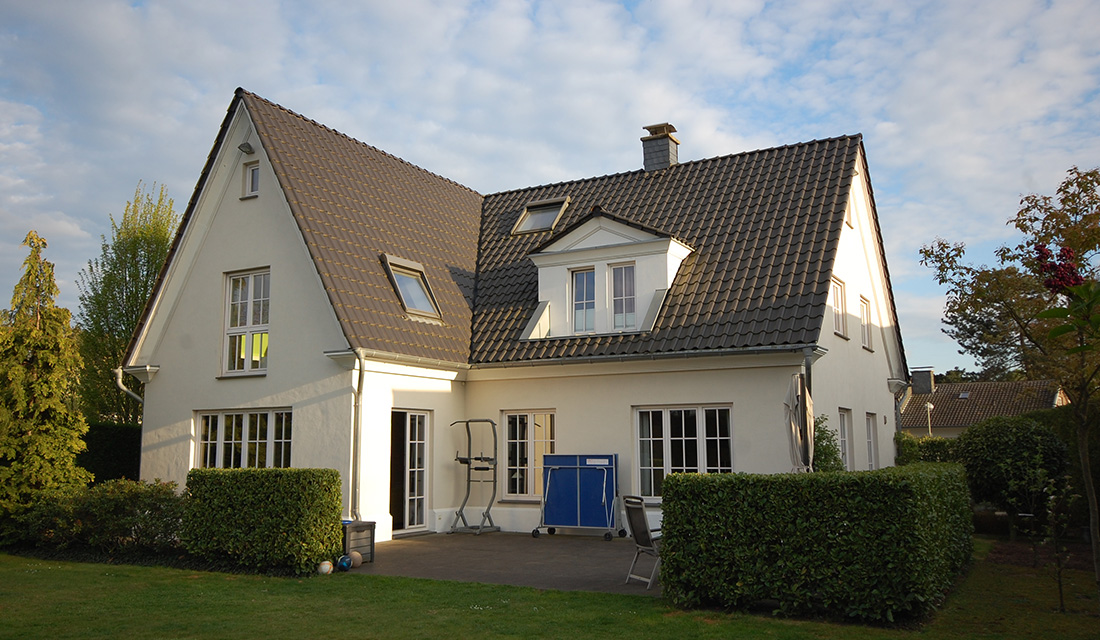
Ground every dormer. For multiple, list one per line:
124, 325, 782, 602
522, 206, 692, 340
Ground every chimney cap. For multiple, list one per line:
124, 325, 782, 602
642, 123, 678, 140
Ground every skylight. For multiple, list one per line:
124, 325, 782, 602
512, 197, 569, 234
382, 254, 441, 319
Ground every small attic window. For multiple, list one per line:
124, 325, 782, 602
512, 197, 569, 235
958, 391, 970, 400
382, 255, 440, 319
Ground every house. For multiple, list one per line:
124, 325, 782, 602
899, 369, 1068, 438
123, 89, 908, 542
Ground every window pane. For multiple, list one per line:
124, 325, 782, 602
613, 265, 635, 329
573, 270, 595, 332
229, 276, 249, 328
224, 414, 244, 468
253, 273, 270, 325
227, 334, 246, 372
251, 332, 268, 369
393, 270, 437, 314
200, 415, 219, 468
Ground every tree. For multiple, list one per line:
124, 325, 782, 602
920, 166, 1100, 607
76, 182, 178, 424
0, 231, 93, 541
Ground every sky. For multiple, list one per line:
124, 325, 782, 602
1, 0, 1098, 374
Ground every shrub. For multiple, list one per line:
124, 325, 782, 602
1024, 404, 1100, 528
812, 416, 845, 472
895, 430, 920, 465
895, 432, 958, 465
661, 464, 972, 622
182, 468, 343, 575
955, 416, 1068, 514
21, 479, 184, 554
78, 423, 142, 482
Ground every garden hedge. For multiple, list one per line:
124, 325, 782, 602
183, 468, 343, 575
661, 464, 972, 622
77, 422, 142, 482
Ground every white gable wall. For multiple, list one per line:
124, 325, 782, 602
813, 161, 906, 470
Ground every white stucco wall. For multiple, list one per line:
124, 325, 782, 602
813, 158, 906, 471
462, 353, 805, 533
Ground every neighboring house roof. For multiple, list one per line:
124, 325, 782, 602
899, 380, 1068, 431
127, 89, 907, 371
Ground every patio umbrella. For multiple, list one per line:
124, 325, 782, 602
785, 373, 815, 472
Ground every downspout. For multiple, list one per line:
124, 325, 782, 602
802, 347, 814, 395
112, 368, 144, 404
350, 349, 366, 521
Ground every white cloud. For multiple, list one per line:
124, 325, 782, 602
0, 0, 1096, 374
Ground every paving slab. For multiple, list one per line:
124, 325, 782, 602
353, 531, 661, 596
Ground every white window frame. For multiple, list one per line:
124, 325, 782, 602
832, 278, 847, 337
866, 413, 878, 470
572, 268, 595, 333
224, 269, 270, 375
197, 409, 292, 469
838, 408, 852, 470
611, 262, 636, 330
504, 411, 556, 498
859, 296, 873, 350
636, 405, 733, 498
243, 162, 260, 197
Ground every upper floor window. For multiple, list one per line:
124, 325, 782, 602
573, 268, 595, 333
382, 254, 441, 320
243, 162, 260, 198
612, 263, 636, 330
831, 278, 847, 337
838, 408, 852, 471
859, 297, 872, 350
504, 411, 556, 498
225, 270, 269, 374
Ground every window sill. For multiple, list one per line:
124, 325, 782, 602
498, 497, 541, 505
239, 194, 259, 201
834, 331, 849, 340
216, 372, 267, 380
862, 345, 874, 353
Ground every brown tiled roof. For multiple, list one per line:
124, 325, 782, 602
899, 380, 1067, 430
240, 90, 483, 364
129, 90, 904, 372
470, 135, 866, 364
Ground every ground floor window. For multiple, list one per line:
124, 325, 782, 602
636, 405, 732, 497
197, 409, 291, 469
505, 411, 556, 497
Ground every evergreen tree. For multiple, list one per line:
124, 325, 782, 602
0, 231, 93, 540
76, 182, 178, 423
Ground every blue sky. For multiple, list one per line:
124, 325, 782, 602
1, 0, 1098, 374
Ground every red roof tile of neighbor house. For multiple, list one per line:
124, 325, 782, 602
899, 380, 1068, 430
128, 89, 906, 371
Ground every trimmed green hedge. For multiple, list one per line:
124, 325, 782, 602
182, 468, 343, 575
21, 479, 183, 554
661, 464, 972, 622
894, 432, 958, 465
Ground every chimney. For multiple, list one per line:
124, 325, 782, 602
911, 369, 935, 395
641, 123, 679, 171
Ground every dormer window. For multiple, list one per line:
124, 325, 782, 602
382, 254, 441, 320
523, 209, 692, 340
513, 198, 568, 235
612, 263, 636, 330
572, 269, 595, 332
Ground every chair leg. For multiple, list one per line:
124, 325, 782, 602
625, 549, 641, 585
646, 555, 660, 590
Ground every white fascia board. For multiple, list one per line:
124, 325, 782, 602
530, 237, 683, 268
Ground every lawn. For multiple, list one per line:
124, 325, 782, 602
1, 539, 1095, 639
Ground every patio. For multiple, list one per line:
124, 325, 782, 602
353, 531, 662, 596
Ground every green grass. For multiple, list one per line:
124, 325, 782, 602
0, 539, 1095, 639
